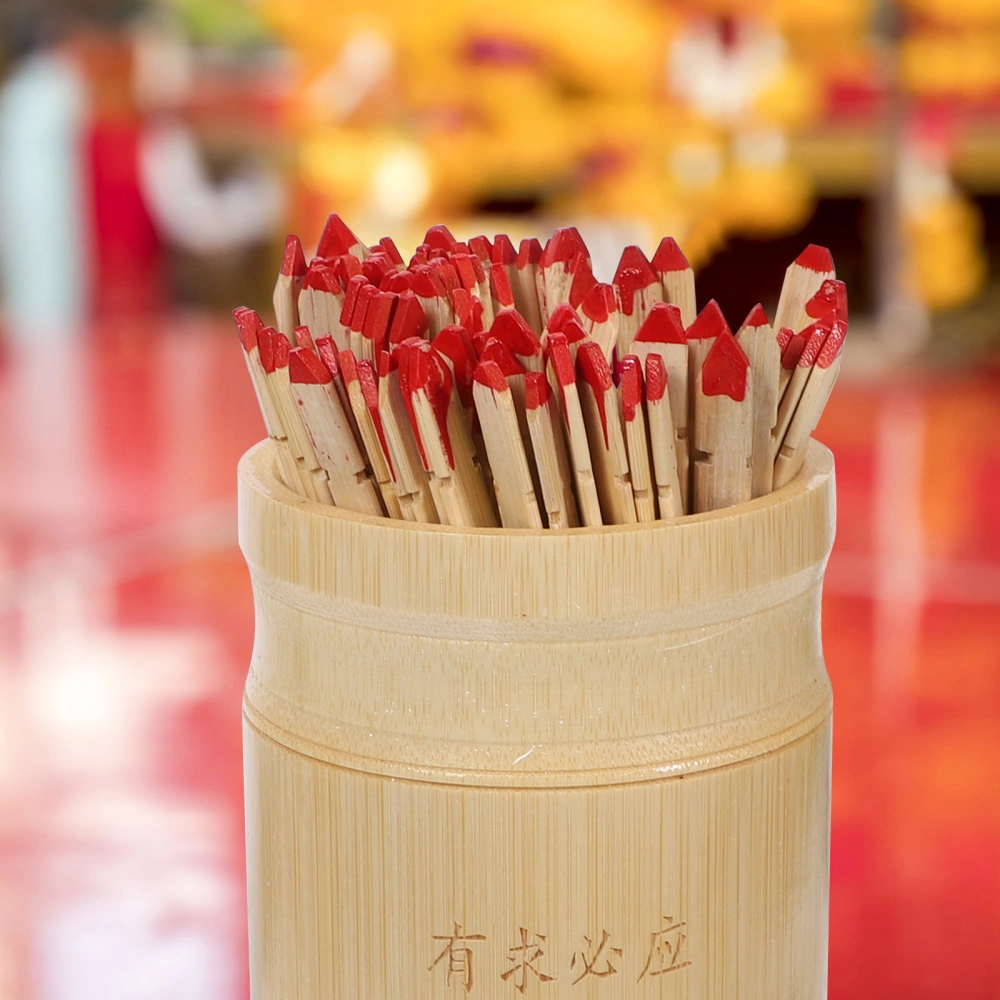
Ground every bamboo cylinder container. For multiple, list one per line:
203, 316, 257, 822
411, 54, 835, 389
239, 439, 836, 1000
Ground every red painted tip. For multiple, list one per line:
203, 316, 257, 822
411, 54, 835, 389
479, 337, 527, 377
409, 264, 446, 298
806, 278, 847, 322
331, 252, 363, 283
546, 303, 589, 343
288, 345, 331, 384
234, 307, 263, 352
702, 331, 749, 401
541, 227, 589, 269
517, 237, 543, 269
580, 283, 617, 324
644, 353, 667, 402
474, 359, 510, 394
409, 245, 429, 268
356, 358, 379, 411
357, 359, 393, 477
338, 348, 360, 384
651, 236, 690, 273
491, 307, 542, 359
740, 303, 770, 330
294, 325, 317, 353
567, 253, 598, 309
797, 320, 832, 367
489, 261, 515, 308
271, 331, 291, 370
451, 253, 481, 292
407, 344, 455, 468
315, 336, 340, 379
317, 213, 364, 259
303, 261, 342, 293
340, 274, 368, 327
388, 291, 429, 344
620, 355, 643, 422
469, 234, 493, 261
363, 291, 397, 355
434, 324, 478, 408
776, 326, 794, 352
381, 269, 413, 293
362, 251, 394, 285
525, 370, 552, 410
379, 236, 404, 266
613, 246, 658, 313
635, 302, 687, 345
781, 332, 808, 370
432, 259, 461, 294
423, 223, 458, 252
258, 328, 275, 372
576, 340, 612, 392
817, 319, 847, 368
686, 299, 730, 340
450, 287, 485, 334
281, 235, 307, 277
576, 342, 613, 447
350, 282, 379, 333
546, 334, 576, 389
794, 244, 834, 274
377, 349, 393, 379
491, 233, 517, 266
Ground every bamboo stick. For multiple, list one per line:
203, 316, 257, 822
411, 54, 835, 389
630, 302, 690, 512
287, 346, 382, 514
619, 355, 657, 522
576, 342, 637, 525
376, 351, 439, 523
613, 246, 663, 353
399, 342, 498, 528
577, 283, 619, 362
652, 236, 696, 328
524, 371, 579, 529
273, 235, 306, 336
773, 322, 846, 489
644, 353, 685, 519
735, 304, 781, 499
692, 330, 753, 513
339, 350, 404, 519
263, 330, 334, 504
472, 361, 544, 529
773, 244, 835, 334
545, 334, 603, 527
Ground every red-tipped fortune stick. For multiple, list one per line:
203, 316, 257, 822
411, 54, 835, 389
619, 355, 657, 522
735, 303, 781, 498
692, 330, 753, 512
576, 341, 637, 525
651, 237, 696, 328
524, 371, 579, 529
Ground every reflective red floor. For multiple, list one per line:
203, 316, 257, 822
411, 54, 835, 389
0, 318, 997, 999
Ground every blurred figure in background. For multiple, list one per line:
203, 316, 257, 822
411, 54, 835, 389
0, 2, 90, 339
0, 0, 286, 341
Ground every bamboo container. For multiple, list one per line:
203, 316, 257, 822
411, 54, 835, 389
239, 439, 835, 1000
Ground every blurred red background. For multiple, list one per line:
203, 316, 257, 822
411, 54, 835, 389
0, 2, 998, 997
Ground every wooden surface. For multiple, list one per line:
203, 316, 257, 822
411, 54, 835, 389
240, 441, 836, 999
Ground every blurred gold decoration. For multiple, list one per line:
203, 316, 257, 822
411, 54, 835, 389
262, 0, 994, 313
261, 0, 822, 260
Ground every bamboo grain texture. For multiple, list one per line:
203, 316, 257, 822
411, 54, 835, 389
239, 439, 836, 1000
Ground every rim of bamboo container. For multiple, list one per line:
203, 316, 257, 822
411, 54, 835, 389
239, 437, 834, 536
239, 437, 835, 629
